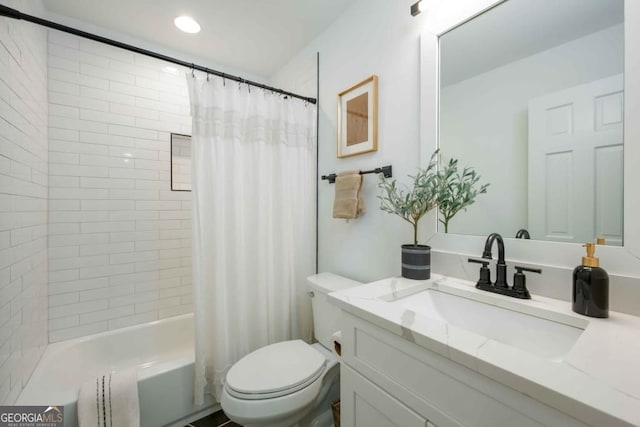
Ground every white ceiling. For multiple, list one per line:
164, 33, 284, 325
42, 0, 355, 78
440, 0, 624, 87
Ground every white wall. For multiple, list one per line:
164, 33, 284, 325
271, 53, 317, 98
0, 0, 48, 404
273, 0, 428, 283
47, 30, 194, 342
440, 24, 624, 237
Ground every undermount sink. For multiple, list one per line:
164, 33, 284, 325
380, 288, 584, 361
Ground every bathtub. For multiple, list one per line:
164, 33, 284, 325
16, 314, 216, 427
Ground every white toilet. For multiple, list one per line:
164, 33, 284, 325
220, 273, 361, 427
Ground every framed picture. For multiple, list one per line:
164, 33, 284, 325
170, 133, 192, 191
337, 75, 378, 158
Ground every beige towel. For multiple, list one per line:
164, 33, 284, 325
332, 170, 365, 219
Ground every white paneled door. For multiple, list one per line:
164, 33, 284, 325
528, 74, 623, 245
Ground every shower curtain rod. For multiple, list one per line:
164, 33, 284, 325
0, 4, 317, 105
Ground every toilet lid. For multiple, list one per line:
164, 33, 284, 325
225, 340, 326, 399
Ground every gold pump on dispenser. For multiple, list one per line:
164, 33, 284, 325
573, 242, 609, 318
582, 242, 599, 267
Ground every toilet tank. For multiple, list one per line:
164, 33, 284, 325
307, 273, 362, 349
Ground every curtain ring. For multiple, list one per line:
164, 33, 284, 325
221, 73, 225, 86
191, 63, 195, 78
206, 70, 210, 82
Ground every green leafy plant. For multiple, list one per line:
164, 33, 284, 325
378, 150, 490, 241
436, 156, 489, 233
378, 151, 439, 245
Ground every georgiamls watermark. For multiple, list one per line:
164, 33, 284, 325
0, 406, 63, 427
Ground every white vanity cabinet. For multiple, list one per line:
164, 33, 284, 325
339, 312, 589, 427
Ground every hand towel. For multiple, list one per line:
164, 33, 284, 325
332, 170, 365, 219
78, 369, 140, 427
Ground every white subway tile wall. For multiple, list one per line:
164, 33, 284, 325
0, 0, 49, 404
47, 30, 193, 343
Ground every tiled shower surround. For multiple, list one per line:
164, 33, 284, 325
0, 0, 48, 403
47, 30, 193, 342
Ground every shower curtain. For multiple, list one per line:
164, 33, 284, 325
187, 76, 317, 403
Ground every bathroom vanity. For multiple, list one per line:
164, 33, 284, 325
328, 275, 640, 427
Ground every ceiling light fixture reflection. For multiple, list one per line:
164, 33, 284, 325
174, 16, 201, 34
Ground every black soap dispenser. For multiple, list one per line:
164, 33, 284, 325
572, 242, 609, 318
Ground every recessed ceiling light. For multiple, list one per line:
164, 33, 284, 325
174, 16, 201, 34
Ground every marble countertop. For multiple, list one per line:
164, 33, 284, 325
328, 274, 640, 427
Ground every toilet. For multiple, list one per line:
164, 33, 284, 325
220, 273, 361, 427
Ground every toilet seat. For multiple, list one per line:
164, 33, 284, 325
225, 340, 326, 400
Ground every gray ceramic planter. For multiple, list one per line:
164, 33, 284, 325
401, 244, 431, 280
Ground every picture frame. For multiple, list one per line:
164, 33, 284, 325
337, 75, 378, 158
170, 133, 192, 191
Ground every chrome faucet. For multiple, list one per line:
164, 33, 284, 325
482, 232, 508, 288
467, 232, 541, 299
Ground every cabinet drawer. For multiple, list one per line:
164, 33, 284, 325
342, 364, 429, 427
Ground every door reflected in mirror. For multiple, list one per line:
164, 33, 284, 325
438, 0, 624, 245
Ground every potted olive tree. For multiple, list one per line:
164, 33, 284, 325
378, 151, 489, 280
378, 152, 438, 280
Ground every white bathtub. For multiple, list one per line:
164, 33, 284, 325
16, 314, 216, 427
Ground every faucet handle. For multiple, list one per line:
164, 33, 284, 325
515, 266, 542, 274
512, 265, 541, 299
468, 258, 491, 286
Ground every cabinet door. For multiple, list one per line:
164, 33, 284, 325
341, 365, 428, 427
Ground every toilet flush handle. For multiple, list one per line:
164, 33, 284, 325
307, 291, 314, 297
